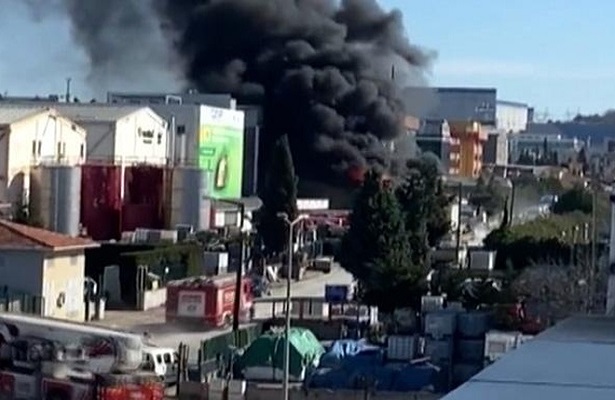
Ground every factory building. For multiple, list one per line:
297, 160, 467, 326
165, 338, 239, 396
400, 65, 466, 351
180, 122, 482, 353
106, 92, 260, 197
496, 100, 530, 133
51, 104, 168, 165
0, 106, 86, 210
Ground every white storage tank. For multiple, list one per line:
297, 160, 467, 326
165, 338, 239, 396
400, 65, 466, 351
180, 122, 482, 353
170, 166, 210, 231
30, 165, 81, 236
424, 310, 458, 339
484, 330, 520, 362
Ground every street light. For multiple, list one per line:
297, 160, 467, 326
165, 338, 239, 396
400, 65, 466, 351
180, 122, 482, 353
277, 212, 309, 400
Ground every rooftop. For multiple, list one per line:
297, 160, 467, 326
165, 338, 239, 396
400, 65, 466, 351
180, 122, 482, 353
52, 104, 145, 122
0, 219, 98, 251
443, 315, 615, 400
0, 106, 49, 125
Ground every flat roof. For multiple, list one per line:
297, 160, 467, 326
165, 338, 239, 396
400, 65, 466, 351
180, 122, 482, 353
443, 315, 615, 400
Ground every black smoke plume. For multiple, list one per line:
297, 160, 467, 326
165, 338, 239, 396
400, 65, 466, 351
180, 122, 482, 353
155, 0, 432, 184
25, 0, 433, 185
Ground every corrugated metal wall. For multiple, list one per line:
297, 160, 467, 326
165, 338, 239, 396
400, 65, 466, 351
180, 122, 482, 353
80, 165, 122, 240
121, 165, 166, 232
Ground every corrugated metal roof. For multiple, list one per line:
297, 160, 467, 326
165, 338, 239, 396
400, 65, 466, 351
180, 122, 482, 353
53, 104, 144, 122
443, 316, 615, 400
0, 105, 48, 125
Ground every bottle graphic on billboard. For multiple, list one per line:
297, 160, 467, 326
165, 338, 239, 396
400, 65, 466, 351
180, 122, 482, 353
198, 106, 245, 199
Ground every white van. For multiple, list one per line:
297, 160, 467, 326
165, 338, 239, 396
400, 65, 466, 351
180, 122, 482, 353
142, 346, 178, 385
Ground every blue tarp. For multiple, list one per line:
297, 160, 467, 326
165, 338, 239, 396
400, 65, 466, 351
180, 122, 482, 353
307, 361, 439, 392
319, 339, 381, 368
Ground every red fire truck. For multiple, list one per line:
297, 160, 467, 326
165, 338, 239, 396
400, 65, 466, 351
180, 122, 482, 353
0, 312, 164, 400
166, 275, 253, 328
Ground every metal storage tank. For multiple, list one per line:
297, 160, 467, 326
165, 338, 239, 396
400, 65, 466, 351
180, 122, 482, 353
170, 166, 210, 231
122, 165, 165, 231
30, 165, 81, 236
80, 164, 122, 240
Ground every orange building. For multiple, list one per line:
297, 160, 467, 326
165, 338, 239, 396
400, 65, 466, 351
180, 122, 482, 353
449, 121, 488, 178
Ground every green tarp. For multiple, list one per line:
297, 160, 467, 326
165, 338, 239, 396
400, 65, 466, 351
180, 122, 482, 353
239, 328, 324, 379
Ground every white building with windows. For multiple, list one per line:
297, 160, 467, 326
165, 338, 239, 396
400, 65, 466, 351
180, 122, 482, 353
0, 106, 86, 206
496, 100, 530, 133
51, 104, 168, 165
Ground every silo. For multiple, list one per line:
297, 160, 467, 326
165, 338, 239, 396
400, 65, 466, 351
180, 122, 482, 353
30, 165, 81, 236
170, 167, 210, 231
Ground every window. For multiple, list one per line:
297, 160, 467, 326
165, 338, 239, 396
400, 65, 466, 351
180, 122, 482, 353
176, 125, 186, 135
156, 355, 163, 364
163, 353, 172, 363
80, 144, 85, 158
37, 141, 42, 156
157, 133, 162, 145
70, 256, 78, 266
31, 140, 36, 156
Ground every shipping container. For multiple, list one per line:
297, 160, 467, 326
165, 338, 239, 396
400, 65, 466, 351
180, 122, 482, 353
80, 164, 122, 240
122, 165, 167, 231
30, 165, 81, 236
424, 310, 458, 339
165, 275, 253, 328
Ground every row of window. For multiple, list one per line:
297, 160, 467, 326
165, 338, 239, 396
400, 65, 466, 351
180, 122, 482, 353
31, 140, 85, 158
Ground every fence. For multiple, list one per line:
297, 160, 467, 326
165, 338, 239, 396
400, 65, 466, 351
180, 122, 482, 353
0, 288, 44, 315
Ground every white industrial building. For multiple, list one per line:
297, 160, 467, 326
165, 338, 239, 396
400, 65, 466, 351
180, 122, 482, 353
51, 104, 168, 165
0, 106, 86, 208
496, 100, 530, 133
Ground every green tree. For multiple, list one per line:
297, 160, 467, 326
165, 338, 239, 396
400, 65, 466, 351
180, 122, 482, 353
552, 186, 593, 215
340, 170, 423, 312
256, 135, 298, 255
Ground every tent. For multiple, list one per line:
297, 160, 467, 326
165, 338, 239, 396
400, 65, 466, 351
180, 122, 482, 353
239, 328, 324, 381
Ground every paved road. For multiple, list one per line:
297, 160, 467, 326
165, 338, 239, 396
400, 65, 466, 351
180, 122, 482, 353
94, 267, 353, 357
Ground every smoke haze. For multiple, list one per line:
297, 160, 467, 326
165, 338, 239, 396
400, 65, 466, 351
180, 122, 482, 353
22, 0, 434, 183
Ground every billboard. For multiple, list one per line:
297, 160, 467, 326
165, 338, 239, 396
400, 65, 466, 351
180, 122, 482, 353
198, 106, 245, 199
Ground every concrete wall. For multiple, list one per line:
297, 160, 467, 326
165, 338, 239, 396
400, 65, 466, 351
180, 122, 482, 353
140, 287, 166, 311
43, 251, 86, 321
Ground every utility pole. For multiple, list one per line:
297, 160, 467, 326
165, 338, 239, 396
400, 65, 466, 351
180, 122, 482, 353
65, 78, 72, 103
589, 175, 597, 313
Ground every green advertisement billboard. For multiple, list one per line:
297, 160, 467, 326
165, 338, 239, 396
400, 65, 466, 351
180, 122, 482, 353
198, 106, 245, 199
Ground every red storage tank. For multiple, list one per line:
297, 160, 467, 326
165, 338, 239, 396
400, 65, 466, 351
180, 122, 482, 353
80, 164, 122, 240
166, 275, 253, 328
122, 165, 166, 231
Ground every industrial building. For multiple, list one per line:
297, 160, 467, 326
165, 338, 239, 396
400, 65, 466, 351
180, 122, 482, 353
0, 106, 86, 209
508, 133, 582, 165
483, 130, 509, 165
416, 119, 459, 175
449, 122, 487, 178
495, 100, 530, 133
50, 104, 169, 165
0, 219, 98, 322
106, 92, 260, 197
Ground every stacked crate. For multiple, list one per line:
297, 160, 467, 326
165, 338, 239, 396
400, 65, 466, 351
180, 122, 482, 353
423, 310, 458, 390
453, 311, 491, 387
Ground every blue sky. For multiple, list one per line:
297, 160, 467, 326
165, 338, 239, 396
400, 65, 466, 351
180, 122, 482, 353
1, 1, 614, 119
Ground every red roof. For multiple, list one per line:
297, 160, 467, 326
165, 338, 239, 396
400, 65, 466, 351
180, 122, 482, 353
0, 219, 97, 250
